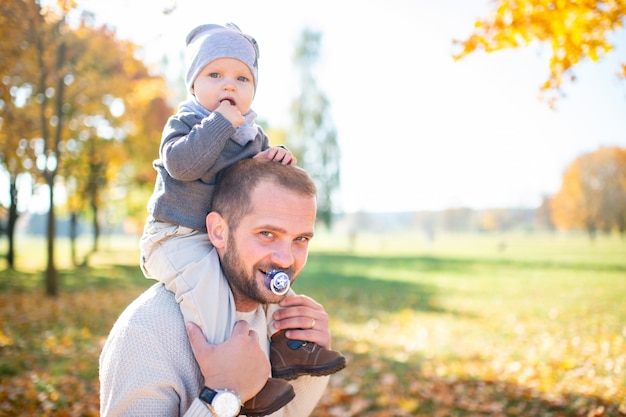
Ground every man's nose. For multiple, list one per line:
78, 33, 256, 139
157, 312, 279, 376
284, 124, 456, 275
271, 242, 294, 267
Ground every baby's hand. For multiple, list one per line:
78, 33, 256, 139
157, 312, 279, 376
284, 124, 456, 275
253, 147, 297, 165
215, 100, 244, 128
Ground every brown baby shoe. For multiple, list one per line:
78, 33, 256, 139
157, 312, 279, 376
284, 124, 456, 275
240, 377, 295, 416
270, 330, 346, 380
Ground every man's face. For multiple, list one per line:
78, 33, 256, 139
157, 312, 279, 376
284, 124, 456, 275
219, 181, 316, 309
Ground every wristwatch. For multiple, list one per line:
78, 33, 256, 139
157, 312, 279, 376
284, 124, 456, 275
199, 387, 242, 417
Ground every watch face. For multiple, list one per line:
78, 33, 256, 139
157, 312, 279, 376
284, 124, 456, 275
213, 391, 241, 417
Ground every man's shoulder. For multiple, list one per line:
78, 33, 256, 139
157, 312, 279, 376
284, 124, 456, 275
99, 284, 202, 416
110, 284, 186, 343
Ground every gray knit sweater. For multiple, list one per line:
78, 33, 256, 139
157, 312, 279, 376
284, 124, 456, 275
99, 284, 329, 416
147, 102, 269, 232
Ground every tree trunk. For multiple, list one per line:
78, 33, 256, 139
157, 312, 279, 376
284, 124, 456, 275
44, 41, 66, 297
82, 159, 101, 267
586, 220, 597, 242
6, 173, 19, 269
69, 211, 78, 267
91, 194, 100, 254
45, 179, 58, 296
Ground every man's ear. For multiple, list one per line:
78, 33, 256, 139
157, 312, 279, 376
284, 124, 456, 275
206, 212, 227, 248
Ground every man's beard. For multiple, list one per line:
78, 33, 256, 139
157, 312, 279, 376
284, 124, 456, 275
221, 234, 292, 304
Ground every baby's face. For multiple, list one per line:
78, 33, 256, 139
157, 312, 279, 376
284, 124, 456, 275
192, 58, 255, 114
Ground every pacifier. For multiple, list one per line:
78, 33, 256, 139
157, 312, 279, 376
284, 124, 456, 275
265, 269, 291, 295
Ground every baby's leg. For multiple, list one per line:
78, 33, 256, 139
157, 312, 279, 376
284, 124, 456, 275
140, 222, 235, 344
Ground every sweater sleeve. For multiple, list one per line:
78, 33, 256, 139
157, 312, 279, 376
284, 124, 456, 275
161, 112, 235, 182
182, 399, 215, 417
280, 375, 330, 417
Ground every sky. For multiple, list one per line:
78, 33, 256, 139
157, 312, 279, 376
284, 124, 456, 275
12, 0, 626, 214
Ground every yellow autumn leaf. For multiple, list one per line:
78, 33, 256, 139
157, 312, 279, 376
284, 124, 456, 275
453, 0, 625, 104
0, 329, 13, 347
398, 397, 420, 412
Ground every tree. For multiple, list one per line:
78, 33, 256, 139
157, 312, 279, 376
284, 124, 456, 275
58, 21, 170, 264
113, 78, 173, 235
551, 146, 626, 238
289, 29, 340, 228
16, 0, 70, 295
0, 0, 170, 294
453, 0, 626, 107
0, 0, 42, 268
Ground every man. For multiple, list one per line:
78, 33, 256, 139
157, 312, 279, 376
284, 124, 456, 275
99, 159, 335, 416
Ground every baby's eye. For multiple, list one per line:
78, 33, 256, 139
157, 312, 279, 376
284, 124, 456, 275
237, 76, 250, 82
209, 72, 220, 78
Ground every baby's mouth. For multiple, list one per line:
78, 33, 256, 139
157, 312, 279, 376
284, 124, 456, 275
221, 98, 235, 105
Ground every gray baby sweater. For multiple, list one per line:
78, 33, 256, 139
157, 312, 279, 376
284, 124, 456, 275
147, 107, 269, 232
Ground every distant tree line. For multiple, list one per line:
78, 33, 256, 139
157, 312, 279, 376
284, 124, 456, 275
345, 146, 626, 241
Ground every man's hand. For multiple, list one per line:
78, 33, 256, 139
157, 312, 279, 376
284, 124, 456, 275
186, 320, 269, 402
272, 295, 332, 349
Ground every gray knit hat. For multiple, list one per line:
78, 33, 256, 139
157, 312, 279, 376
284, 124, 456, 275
185, 23, 259, 93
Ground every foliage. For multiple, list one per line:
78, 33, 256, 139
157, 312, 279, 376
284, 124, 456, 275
0, 0, 172, 289
289, 28, 341, 229
1, 233, 625, 416
550, 146, 626, 238
0, 0, 48, 268
453, 0, 626, 107
0, 268, 146, 417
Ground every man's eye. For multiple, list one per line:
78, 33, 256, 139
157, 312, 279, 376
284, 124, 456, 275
295, 236, 310, 243
260, 231, 273, 238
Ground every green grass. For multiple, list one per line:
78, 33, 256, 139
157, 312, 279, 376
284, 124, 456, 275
0, 231, 625, 416
302, 231, 626, 416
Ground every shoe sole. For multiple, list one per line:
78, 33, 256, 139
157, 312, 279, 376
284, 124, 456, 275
272, 357, 347, 381
240, 386, 296, 416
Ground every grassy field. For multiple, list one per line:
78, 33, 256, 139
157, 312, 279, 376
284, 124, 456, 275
0, 231, 624, 416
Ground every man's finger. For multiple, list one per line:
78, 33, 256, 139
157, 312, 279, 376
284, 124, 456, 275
186, 322, 205, 351
231, 320, 260, 342
231, 320, 251, 335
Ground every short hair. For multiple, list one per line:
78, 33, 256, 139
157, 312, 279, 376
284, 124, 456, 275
212, 158, 317, 229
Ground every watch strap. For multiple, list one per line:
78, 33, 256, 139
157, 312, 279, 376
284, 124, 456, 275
199, 387, 218, 405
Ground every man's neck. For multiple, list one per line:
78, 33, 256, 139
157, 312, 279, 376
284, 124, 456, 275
233, 294, 260, 313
